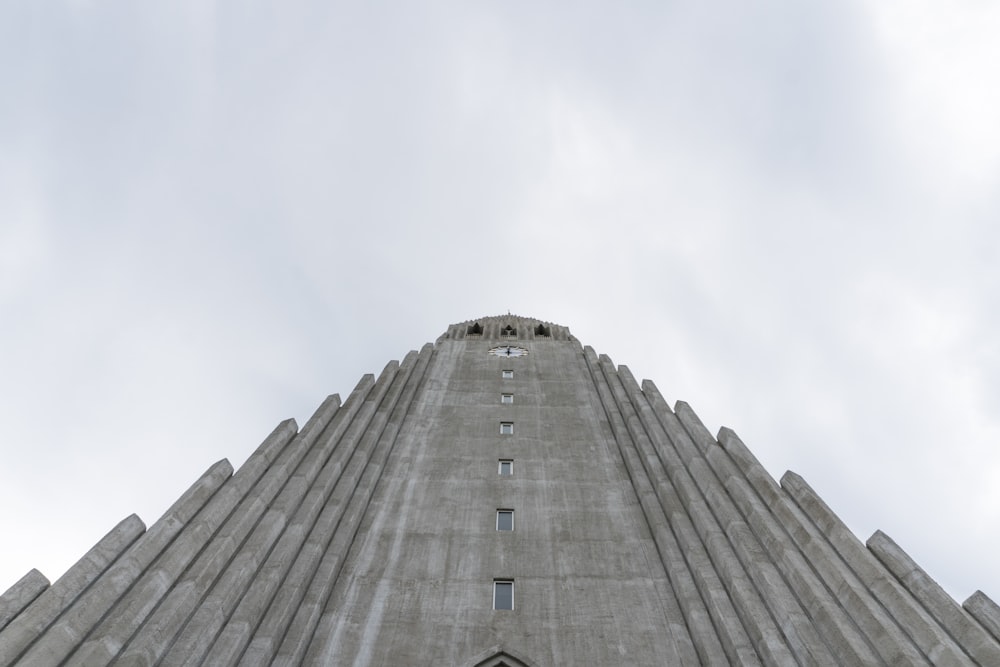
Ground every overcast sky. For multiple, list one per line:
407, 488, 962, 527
2, 1, 999, 605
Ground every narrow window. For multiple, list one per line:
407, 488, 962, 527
496, 509, 514, 531
501, 393, 513, 404
498, 459, 513, 476
502, 370, 513, 379
500, 422, 514, 435
494, 580, 514, 610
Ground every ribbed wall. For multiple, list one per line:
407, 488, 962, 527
1, 315, 997, 666
1, 343, 435, 667
583, 346, 1000, 667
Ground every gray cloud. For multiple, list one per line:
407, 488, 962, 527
1, 0, 998, 603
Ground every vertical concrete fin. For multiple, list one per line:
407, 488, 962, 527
714, 428, 894, 665
13, 459, 232, 667
720, 429, 925, 666
295, 394, 341, 443
964, 591, 1000, 644
617, 363, 769, 665
781, 471, 967, 664
205, 351, 424, 666
0, 570, 49, 634
637, 378, 675, 414
64, 419, 302, 666
675, 418, 875, 666
636, 380, 786, 665
715, 426, 781, 498
0, 514, 145, 663
643, 379, 819, 666
867, 530, 1000, 665
672, 401, 715, 453
156, 363, 401, 666
580, 350, 733, 666
255, 347, 433, 666
155, 459, 236, 526
341, 375, 376, 410
599, 360, 721, 666
622, 370, 758, 665
113, 392, 353, 667
253, 345, 436, 666
246, 417, 301, 466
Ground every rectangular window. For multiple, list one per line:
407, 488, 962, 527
496, 509, 514, 531
494, 580, 514, 610
498, 459, 513, 476
501, 393, 513, 404
501, 370, 513, 379
500, 422, 513, 435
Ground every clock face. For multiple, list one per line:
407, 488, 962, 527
489, 345, 528, 358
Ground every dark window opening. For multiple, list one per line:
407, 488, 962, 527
494, 580, 514, 610
496, 509, 514, 531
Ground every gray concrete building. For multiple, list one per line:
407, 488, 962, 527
2, 314, 999, 666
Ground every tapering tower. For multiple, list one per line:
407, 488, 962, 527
2, 315, 999, 666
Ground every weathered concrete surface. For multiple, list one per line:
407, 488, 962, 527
1, 314, 997, 666
0, 514, 144, 663
0, 571, 48, 634
965, 590, 1000, 643
869, 530, 1000, 665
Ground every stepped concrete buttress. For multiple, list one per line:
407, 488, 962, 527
2, 314, 997, 666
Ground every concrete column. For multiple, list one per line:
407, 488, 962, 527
14, 459, 232, 667
712, 427, 894, 665
715, 426, 930, 665
0, 514, 144, 664
64, 417, 302, 667
156, 365, 400, 666
635, 376, 859, 666
583, 350, 742, 666
868, 530, 1000, 665
612, 371, 772, 664
964, 591, 1000, 644
602, 360, 764, 666
0, 570, 49, 634
112, 390, 358, 667
241, 343, 434, 665
211, 348, 428, 666
615, 368, 807, 667
782, 472, 970, 666
248, 346, 434, 666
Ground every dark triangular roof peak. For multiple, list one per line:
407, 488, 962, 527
468, 645, 535, 667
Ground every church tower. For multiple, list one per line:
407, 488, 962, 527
2, 315, 999, 665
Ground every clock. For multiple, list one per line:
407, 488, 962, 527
489, 345, 529, 358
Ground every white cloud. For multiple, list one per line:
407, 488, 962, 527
0, 188, 49, 303
866, 0, 1000, 191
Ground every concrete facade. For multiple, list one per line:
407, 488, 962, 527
2, 314, 999, 666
